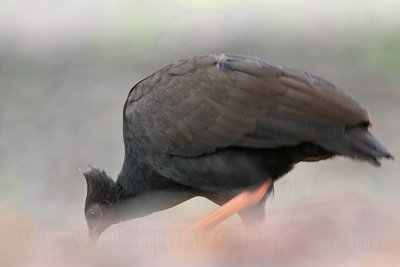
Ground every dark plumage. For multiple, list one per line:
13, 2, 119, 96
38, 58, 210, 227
84, 54, 393, 240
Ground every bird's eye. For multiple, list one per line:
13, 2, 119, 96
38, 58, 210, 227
87, 209, 103, 220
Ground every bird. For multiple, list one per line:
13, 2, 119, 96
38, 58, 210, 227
83, 54, 393, 241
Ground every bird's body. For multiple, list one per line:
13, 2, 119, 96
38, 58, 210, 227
84, 54, 392, 240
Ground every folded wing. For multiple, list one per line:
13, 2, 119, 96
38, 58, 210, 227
124, 54, 373, 159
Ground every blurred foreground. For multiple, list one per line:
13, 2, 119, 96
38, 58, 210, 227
2, 192, 400, 267
0, 0, 399, 266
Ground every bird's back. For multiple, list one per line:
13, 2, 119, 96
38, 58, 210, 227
120, 54, 392, 190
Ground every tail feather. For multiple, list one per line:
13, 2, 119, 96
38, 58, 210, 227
318, 128, 393, 166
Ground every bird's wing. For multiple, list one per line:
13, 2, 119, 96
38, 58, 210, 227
124, 54, 369, 157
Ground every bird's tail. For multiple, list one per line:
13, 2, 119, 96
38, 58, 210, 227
319, 128, 393, 166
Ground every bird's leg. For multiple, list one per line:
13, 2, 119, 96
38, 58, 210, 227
238, 196, 268, 229
192, 178, 272, 231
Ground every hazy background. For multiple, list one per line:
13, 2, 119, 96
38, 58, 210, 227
0, 0, 399, 266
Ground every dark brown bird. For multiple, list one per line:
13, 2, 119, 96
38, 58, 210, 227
83, 54, 393, 241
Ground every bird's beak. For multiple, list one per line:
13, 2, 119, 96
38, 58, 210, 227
88, 225, 101, 244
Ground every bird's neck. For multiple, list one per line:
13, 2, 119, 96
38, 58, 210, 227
110, 157, 195, 224
110, 189, 195, 224
116, 157, 164, 197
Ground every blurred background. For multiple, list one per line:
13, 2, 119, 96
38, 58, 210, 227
0, 0, 399, 266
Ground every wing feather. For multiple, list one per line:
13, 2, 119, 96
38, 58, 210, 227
124, 54, 369, 157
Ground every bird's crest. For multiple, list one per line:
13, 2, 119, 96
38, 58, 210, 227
83, 165, 116, 210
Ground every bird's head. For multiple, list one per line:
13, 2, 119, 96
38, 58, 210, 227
83, 166, 118, 242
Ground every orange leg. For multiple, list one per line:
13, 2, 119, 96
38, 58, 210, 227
192, 178, 273, 231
